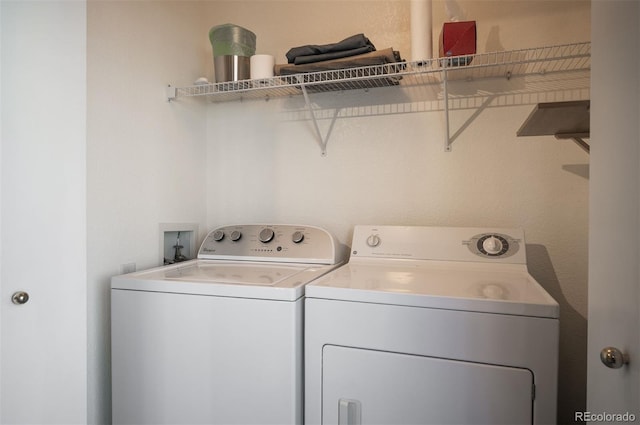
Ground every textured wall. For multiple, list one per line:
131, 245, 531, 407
87, 2, 209, 422
204, 1, 590, 423
87, 1, 591, 423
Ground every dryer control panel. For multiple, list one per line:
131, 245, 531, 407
198, 224, 343, 265
351, 225, 525, 264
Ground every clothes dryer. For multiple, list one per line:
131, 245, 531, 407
111, 224, 345, 425
305, 225, 559, 425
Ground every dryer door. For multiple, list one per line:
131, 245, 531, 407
322, 345, 533, 424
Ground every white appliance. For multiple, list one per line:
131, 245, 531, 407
305, 225, 559, 425
111, 224, 345, 425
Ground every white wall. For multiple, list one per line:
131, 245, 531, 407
88, 1, 591, 423
87, 1, 209, 422
204, 1, 590, 423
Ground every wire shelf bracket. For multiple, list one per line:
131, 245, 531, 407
299, 77, 332, 156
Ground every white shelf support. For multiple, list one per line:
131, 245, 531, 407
441, 64, 452, 152
298, 76, 330, 156
555, 133, 590, 153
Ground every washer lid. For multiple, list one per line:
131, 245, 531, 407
111, 259, 341, 301
305, 259, 559, 318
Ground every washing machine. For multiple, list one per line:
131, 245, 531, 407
111, 224, 346, 425
305, 225, 559, 425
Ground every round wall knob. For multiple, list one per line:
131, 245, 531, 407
600, 347, 629, 369
12, 291, 30, 305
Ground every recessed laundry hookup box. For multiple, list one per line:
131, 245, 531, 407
439, 20, 477, 66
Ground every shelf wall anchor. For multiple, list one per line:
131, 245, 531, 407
167, 85, 177, 102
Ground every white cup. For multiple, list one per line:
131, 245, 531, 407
250, 54, 275, 80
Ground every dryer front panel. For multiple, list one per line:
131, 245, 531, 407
322, 345, 533, 424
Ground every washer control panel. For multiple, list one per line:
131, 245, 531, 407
351, 225, 526, 264
198, 224, 342, 264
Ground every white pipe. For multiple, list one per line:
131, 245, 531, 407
445, 0, 466, 21
410, 0, 433, 62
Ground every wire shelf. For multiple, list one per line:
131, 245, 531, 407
169, 42, 590, 103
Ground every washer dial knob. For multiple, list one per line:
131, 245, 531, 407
230, 230, 242, 242
292, 231, 305, 244
212, 230, 225, 241
259, 228, 275, 243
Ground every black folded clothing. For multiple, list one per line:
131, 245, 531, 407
276, 48, 404, 93
293, 46, 375, 65
286, 34, 376, 65
277, 48, 400, 76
